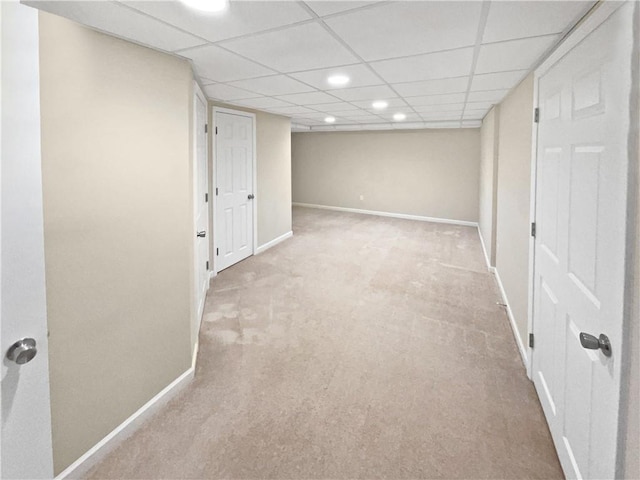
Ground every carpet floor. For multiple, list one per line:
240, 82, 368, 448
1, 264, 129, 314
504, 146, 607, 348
86, 207, 562, 479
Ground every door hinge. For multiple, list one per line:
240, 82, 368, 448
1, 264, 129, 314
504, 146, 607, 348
215, 126, 218, 135
205, 124, 208, 133
529, 333, 535, 348
206, 260, 209, 270
531, 222, 536, 238
216, 248, 219, 256
215, 187, 218, 196
205, 193, 208, 203
534, 107, 540, 123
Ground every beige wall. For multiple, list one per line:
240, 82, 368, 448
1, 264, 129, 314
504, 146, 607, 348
39, 13, 194, 474
494, 73, 535, 349
209, 103, 292, 252
291, 129, 481, 223
479, 106, 499, 266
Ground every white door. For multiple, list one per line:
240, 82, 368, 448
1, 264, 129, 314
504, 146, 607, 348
1, 1, 54, 477
531, 3, 635, 479
194, 85, 209, 329
215, 111, 254, 272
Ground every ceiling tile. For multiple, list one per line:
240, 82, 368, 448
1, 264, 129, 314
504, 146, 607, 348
464, 102, 494, 111
124, 1, 312, 43
330, 85, 397, 102
222, 22, 358, 72
289, 64, 382, 90
31, 1, 205, 52
181, 45, 275, 82
276, 91, 339, 105
203, 83, 260, 101
309, 102, 363, 113
467, 89, 509, 103
464, 111, 486, 120
265, 105, 318, 115
325, 2, 482, 61
305, 1, 381, 17
292, 117, 325, 125
232, 97, 293, 109
482, 1, 593, 44
404, 93, 467, 107
413, 103, 466, 113
392, 77, 469, 97
393, 122, 427, 130
228, 75, 314, 96
350, 98, 408, 111
420, 112, 464, 121
475, 35, 559, 74
371, 48, 474, 84
470, 71, 528, 91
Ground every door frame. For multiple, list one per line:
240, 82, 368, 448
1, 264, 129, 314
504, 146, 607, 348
527, 1, 638, 477
192, 81, 210, 339
211, 107, 257, 275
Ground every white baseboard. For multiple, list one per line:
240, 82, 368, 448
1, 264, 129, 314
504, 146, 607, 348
292, 202, 478, 227
255, 230, 293, 254
56, 367, 195, 479
477, 226, 492, 271
493, 268, 529, 368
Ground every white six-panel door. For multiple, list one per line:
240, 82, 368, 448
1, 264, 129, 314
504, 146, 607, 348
531, 3, 635, 479
215, 111, 254, 272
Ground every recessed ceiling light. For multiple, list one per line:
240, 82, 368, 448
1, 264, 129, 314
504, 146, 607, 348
180, 0, 228, 13
327, 75, 350, 86
325, 116, 336, 123
372, 101, 388, 110
393, 113, 407, 121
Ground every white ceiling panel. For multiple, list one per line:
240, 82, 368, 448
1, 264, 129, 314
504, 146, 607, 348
392, 77, 470, 97
204, 83, 260, 101
228, 75, 314, 96
482, 1, 593, 44
222, 22, 358, 72
371, 48, 474, 84
350, 98, 408, 111
265, 105, 318, 115
123, 1, 312, 43
413, 103, 466, 113
470, 70, 527, 91
475, 35, 559, 74
464, 102, 494, 111
180, 45, 274, 82
232, 97, 293, 109
276, 91, 340, 105
309, 102, 364, 113
305, 1, 381, 17
330, 85, 397, 102
289, 64, 382, 90
325, 2, 481, 61
467, 89, 509, 103
31, 1, 205, 52
420, 112, 464, 120
404, 93, 467, 106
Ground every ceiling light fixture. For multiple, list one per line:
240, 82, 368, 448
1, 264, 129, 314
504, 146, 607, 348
393, 113, 407, 121
372, 101, 388, 110
325, 116, 336, 123
327, 75, 350, 86
180, 0, 228, 13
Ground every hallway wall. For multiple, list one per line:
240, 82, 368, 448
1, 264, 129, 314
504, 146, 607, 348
291, 128, 481, 223
479, 106, 499, 266
39, 13, 194, 474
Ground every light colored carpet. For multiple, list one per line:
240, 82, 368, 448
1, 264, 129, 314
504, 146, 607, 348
86, 206, 562, 479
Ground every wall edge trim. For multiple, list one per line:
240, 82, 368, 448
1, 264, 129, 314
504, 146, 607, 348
292, 203, 478, 227
477, 226, 492, 271
55, 367, 195, 479
493, 268, 529, 370
256, 230, 293, 255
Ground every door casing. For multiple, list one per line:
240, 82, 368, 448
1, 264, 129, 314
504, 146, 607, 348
211, 107, 257, 275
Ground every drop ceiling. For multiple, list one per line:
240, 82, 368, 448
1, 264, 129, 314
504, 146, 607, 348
28, 0, 595, 131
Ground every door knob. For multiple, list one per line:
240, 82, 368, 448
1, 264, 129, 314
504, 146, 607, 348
579, 332, 612, 357
6, 338, 38, 365
248, 194, 255, 200
196, 231, 206, 238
